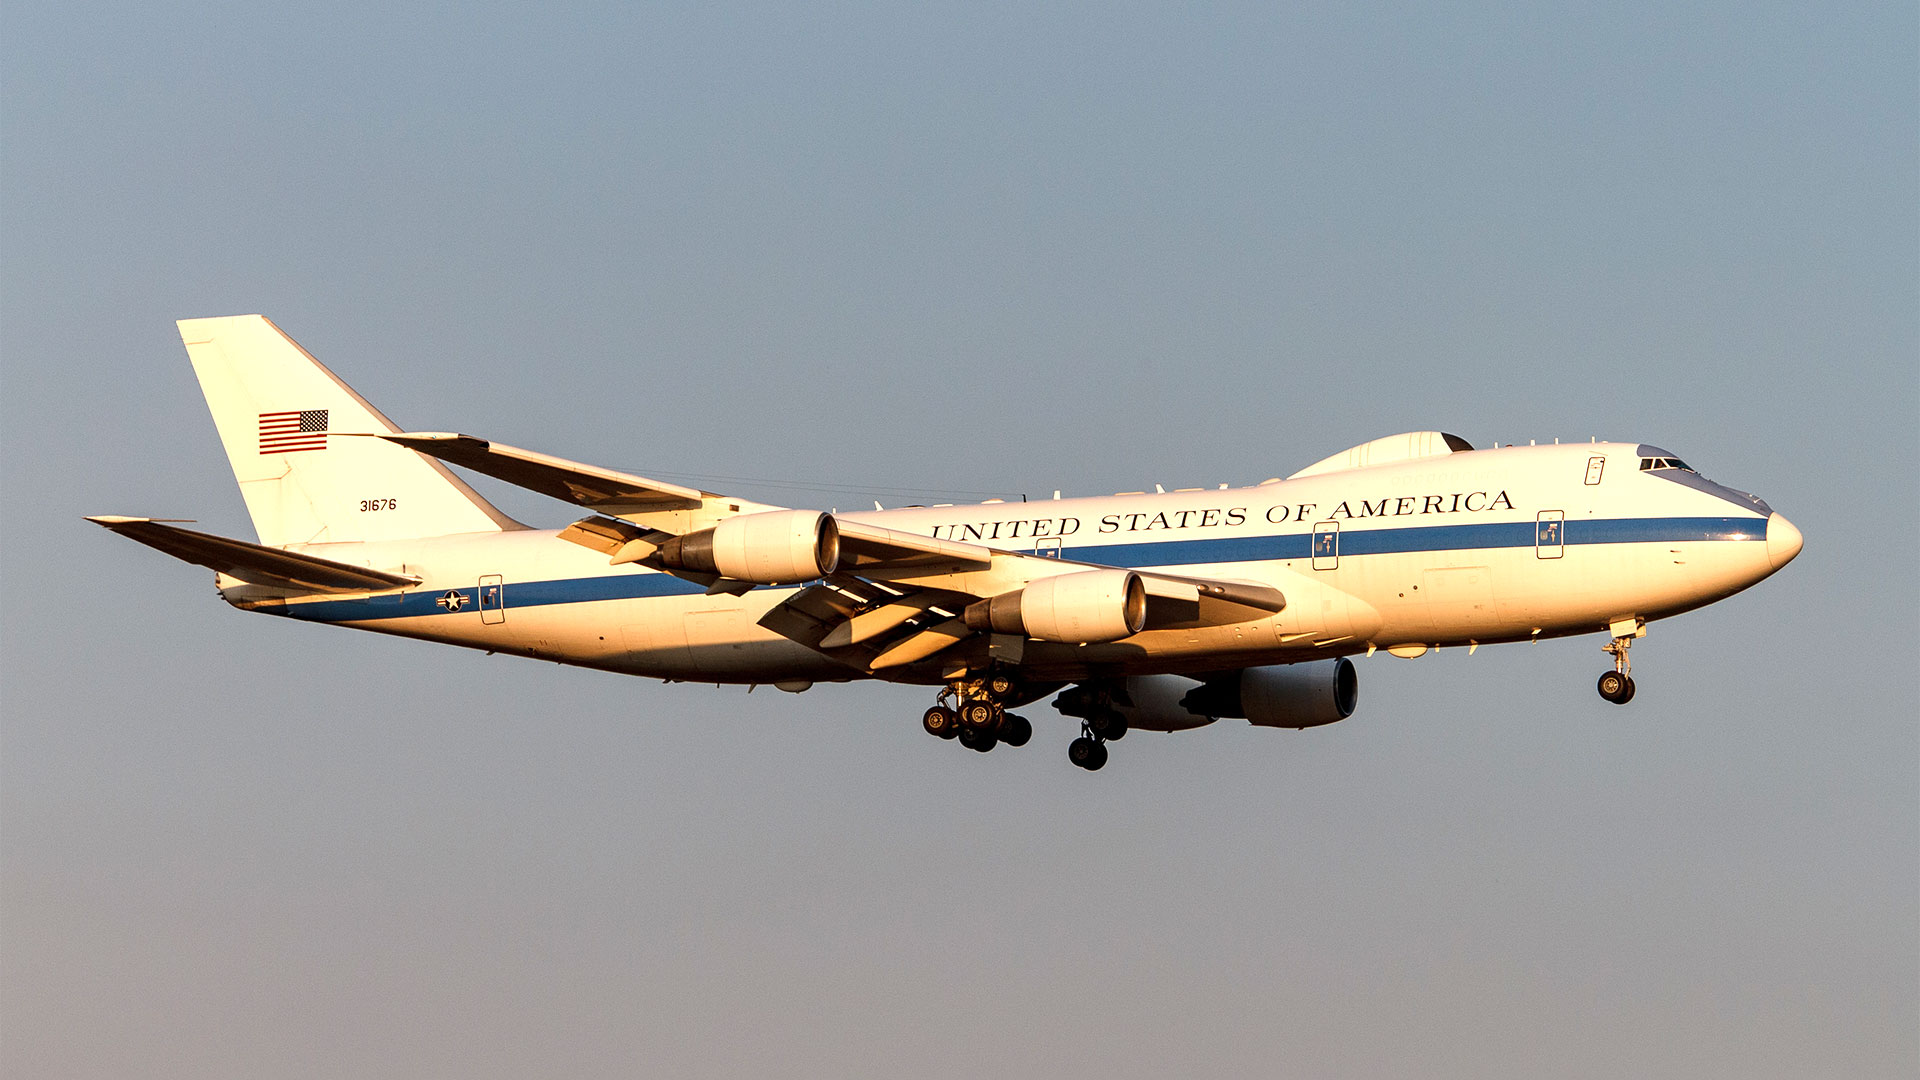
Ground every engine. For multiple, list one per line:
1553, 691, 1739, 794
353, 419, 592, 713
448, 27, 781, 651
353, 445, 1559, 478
656, 509, 839, 584
963, 569, 1147, 643
1181, 658, 1359, 729
1111, 675, 1217, 731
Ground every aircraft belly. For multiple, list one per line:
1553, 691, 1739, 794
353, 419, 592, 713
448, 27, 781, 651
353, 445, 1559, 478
1467, 535, 1772, 634
1419, 565, 1495, 637
615, 595, 850, 681
1267, 567, 1383, 646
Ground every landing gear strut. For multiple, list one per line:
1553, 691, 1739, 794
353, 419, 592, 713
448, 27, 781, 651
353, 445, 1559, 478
1064, 711, 1126, 771
1053, 683, 1127, 771
1598, 631, 1638, 704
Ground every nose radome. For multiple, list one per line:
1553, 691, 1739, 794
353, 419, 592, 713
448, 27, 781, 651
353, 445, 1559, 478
1766, 513, 1804, 569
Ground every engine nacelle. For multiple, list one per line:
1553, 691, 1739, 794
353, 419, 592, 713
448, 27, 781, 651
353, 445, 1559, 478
656, 510, 839, 584
1053, 676, 1216, 732
1115, 675, 1216, 732
964, 569, 1147, 643
1180, 658, 1358, 729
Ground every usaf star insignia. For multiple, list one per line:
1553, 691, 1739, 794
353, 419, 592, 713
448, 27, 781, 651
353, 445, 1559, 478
436, 589, 469, 612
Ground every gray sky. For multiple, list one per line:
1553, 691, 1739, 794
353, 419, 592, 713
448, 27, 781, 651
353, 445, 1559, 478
4, 3, 1915, 1077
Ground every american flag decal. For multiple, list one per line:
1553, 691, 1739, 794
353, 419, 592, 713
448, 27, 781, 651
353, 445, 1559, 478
258, 409, 329, 454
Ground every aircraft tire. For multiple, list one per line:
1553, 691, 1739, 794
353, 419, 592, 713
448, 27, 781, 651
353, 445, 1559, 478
961, 701, 998, 731
998, 713, 1032, 748
923, 706, 960, 739
1597, 671, 1631, 703
959, 726, 997, 752
1069, 737, 1107, 771
1089, 710, 1128, 741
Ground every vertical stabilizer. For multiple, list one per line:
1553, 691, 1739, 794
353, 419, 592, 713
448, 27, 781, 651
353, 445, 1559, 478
178, 315, 523, 546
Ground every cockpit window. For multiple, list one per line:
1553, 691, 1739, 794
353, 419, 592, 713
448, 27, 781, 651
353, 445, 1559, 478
1638, 457, 1694, 472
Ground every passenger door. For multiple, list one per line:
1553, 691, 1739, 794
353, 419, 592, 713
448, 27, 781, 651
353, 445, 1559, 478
1312, 522, 1339, 570
1536, 511, 1565, 559
478, 574, 506, 624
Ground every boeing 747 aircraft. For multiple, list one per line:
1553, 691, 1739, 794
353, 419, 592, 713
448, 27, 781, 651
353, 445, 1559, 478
93, 316, 1804, 770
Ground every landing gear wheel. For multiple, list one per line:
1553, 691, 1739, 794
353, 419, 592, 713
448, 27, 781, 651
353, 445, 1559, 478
1088, 710, 1128, 741
987, 672, 1017, 698
923, 706, 960, 739
961, 701, 998, 731
1597, 671, 1633, 704
958, 726, 997, 752
998, 713, 1032, 748
1599, 628, 1639, 705
1068, 736, 1108, 771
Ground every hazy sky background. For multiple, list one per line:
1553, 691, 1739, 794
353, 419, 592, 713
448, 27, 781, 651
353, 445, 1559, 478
4, 3, 1914, 1077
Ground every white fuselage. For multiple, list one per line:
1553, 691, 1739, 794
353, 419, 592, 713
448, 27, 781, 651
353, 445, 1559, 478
228, 442, 1792, 685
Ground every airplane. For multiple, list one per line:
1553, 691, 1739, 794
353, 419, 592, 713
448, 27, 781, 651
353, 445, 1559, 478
92, 315, 1805, 771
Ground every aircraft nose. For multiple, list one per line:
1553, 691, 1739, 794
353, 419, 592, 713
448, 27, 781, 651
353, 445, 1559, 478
1766, 512, 1804, 569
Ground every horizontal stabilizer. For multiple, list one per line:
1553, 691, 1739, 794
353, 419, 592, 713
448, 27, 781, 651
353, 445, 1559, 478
87, 516, 419, 593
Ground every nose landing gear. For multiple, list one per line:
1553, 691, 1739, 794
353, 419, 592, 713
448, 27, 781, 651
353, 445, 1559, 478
1597, 668, 1635, 704
1597, 623, 1640, 704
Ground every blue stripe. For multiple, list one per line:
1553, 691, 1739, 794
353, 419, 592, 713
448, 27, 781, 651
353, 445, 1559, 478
277, 514, 1764, 624
281, 567, 704, 623
1066, 515, 1763, 567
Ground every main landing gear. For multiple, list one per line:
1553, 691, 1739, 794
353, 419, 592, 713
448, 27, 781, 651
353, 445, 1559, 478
1053, 684, 1127, 772
1067, 731, 1109, 771
921, 672, 1032, 755
920, 673, 1123, 770
1597, 628, 1639, 705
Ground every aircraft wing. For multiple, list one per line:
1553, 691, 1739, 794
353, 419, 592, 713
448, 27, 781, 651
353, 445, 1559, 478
552, 513, 998, 595
383, 433, 1018, 575
756, 552, 1286, 675
379, 432, 777, 529
87, 516, 419, 593
555, 504, 1283, 673
835, 520, 996, 574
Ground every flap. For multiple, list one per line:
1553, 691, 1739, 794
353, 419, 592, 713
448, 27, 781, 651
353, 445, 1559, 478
556, 515, 663, 555
750, 547, 1287, 675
